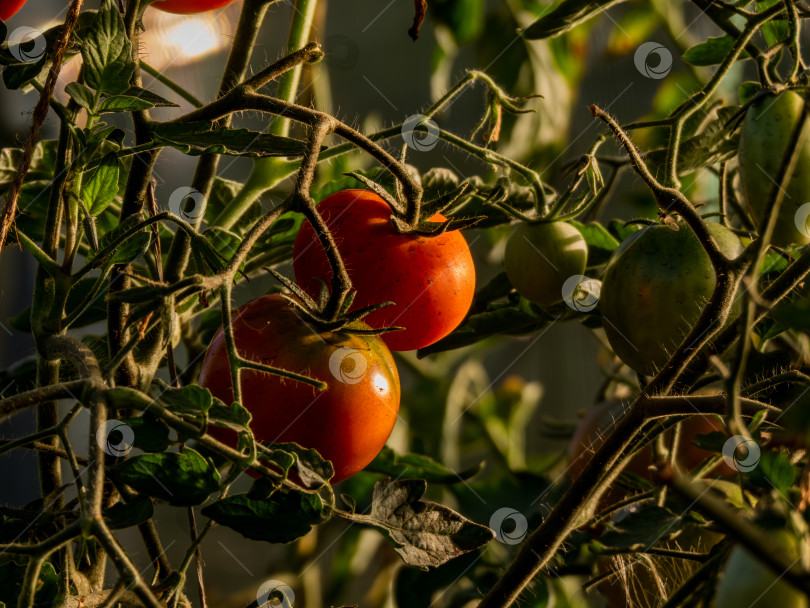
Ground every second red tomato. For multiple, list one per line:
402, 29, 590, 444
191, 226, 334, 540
151, 0, 237, 14
293, 189, 476, 351
0, 0, 26, 21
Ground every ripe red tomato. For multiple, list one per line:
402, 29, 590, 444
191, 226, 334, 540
199, 294, 401, 483
151, 0, 237, 14
0, 0, 26, 21
292, 189, 476, 351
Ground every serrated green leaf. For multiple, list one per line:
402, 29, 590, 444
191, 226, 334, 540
202, 491, 329, 543
153, 122, 310, 157
104, 495, 154, 529
523, 0, 628, 39
88, 214, 151, 266
118, 86, 178, 107
114, 449, 220, 506
593, 506, 683, 551
750, 451, 795, 493
120, 415, 172, 452
683, 36, 748, 66
82, 0, 135, 95
82, 152, 120, 215
570, 220, 619, 267
266, 442, 335, 487
2, 58, 47, 90
98, 95, 155, 113
65, 82, 97, 111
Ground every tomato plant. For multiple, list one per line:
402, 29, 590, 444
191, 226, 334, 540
150, 0, 237, 14
0, 0, 25, 21
293, 189, 476, 351
199, 294, 400, 482
599, 221, 743, 375
3, 0, 810, 607
503, 221, 587, 307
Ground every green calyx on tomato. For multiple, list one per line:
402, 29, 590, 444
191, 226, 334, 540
293, 189, 477, 351
503, 221, 588, 307
739, 89, 810, 247
199, 294, 401, 483
151, 0, 237, 14
599, 221, 743, 376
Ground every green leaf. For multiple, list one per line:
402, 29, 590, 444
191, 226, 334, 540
159, 382, 215, 415
749, 451, 795, 493
153, 122, 310, 157
65, 82, 97, 111
365, 446, 483, 484
202, 491, 329, 543
97, 95, 155, 113
104, 495, 154, 529
120, 415, 172, 452
114, 449, 220, 506
592, 506, 684, 551
0, 558, 58, 608
209, 401, 252, 431
738, 81, 762, 105
81, 152, 120, 215
418, 303, 552, 357
354, 479, 493, 568
2, 58, 47, 90
266, 442, 335, 487
523, 0, 628, 39
682, 36, 749, 66
569, 220, 620, 267
82, 0, 135, 95
88, 213, 151, 266
118, 86, 178, 107
772, 295, 810, 333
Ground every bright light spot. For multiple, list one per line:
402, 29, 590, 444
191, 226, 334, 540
163, 18, 220, 59
373, 374, 389, 394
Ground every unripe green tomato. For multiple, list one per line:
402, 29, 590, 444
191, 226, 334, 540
503, 221, 588, 307
715, 530, 808, 608
599, 222, 742, 376
739, 90, 810, 246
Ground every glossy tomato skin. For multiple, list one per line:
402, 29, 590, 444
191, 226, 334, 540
715, 530, 808, 608
0, 0, 26, 21
503, 221, 587, 307
292, 189, 476, 351
199, 294, 400, 483
740, 90, 810, 247
599, 222, 743, 376
151, 0, 237, 14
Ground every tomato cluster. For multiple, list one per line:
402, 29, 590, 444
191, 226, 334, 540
200, 189, 476, 482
